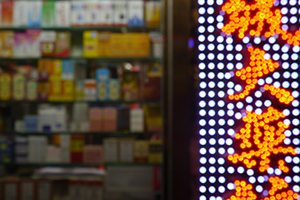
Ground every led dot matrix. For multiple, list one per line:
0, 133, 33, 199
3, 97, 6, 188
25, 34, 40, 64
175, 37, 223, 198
198, 0, 300, 200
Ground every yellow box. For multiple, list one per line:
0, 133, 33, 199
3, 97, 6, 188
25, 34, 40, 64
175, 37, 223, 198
148, 140, 163, 164
49, 59, 62, 80
48, 77, 62, 101
0, 73, 12, 101
13, 74, 26, 101
83, 31, 99, 58
98, 32, 111, 57
62, 80, 74, 102
0, 31, 14, 58
110, 33, 126, 57
135, 33, 150, 57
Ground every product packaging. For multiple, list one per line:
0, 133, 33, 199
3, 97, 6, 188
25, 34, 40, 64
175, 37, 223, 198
1, 1, 14, 27
145, 1, 161, 27
71, 135, 84, 163
103, 107, 117, 132
13, 1, 28, 27
40, 31, 56, 57
84, 79, 96, 101
83, 31, 98, 58
0, 72, 12, 101
55, 1, 70, 27
42, 1, 55, 27
14, 33, 28, 58
113, 1, 127, 26
0, 31, 14, 58
119, 138, 135, 162
130, 109, 144, 132
128, 1, 144, 27
13, 74, 26, 100
103, 138, 118, 162
71, 1, 85, 26
27, 1, 42, 27
26, 29, 41, 58
98, 1, 113, 26
55, 32, 71, 57
89, 107, 103, 132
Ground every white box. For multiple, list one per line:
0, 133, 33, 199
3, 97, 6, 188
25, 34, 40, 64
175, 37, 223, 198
84, 2, 98, 26
128, 1, 144, 26
28, 136, 47, 163
27, 1, 42, 27
61, 146, 70, 163
13, 1, 28, 27
130, 109, 144, 132
119, 139, 134, 162
114, 1, 127, 26
14, 120, 25, 132
55, 1, 70, 27
79, 121, 90, 132
46, 145, 62, 163
60, 135, 70, 147
104, 138, 118, 162
71, 1, 85, 26
72, 103, 89, 122
97, 1, 113, 26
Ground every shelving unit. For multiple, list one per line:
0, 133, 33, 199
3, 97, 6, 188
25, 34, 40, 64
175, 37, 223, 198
0, 0, 164, 199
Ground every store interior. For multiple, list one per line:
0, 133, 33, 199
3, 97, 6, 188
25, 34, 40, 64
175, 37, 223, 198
0, 0, 199, 199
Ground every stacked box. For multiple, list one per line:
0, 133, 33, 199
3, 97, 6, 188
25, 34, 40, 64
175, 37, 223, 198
89, 107, 103, 132
119, 138, 135, 162
28, 136, 47, 163
0, 31, 14, 58
14, 136, 28, 163
130, 109, 144, 132
83, 31, 98, 58
71, 135, 84, 163
13, 74, 26, 100
0, 138, 13, 163
0, 73, 12, 101
103, 138, 118, 162
96, 68, 110, 101
14, 33, 28, 58
103, 107, 117, 132
42, 1, 55, 27
27, 1, 42, 27
40, 31, 56, 57
134, 140, 149, 163
60, 135, 70, 163
83, 145, 103, 163
128, 1, 144, 27
55, 1, 70, 27
55, 32, 71, 57
1, 1, 14, 27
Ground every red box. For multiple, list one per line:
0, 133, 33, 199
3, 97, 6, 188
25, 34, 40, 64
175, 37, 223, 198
89, 107, 104, 132
103, 107, 117, 132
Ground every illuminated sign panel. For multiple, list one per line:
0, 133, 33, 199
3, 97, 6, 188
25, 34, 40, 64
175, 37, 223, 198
198, 1, 300, 200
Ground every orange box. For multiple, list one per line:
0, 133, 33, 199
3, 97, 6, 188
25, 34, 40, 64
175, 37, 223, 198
1, 2, 14, 27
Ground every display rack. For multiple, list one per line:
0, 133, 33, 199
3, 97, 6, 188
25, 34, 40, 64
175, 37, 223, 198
0, 0, 164, 199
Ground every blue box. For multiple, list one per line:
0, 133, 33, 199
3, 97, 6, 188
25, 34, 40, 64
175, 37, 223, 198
25, 115, 39, 132
62, 60, 75, 80
97, 81, 109, 101
96, 68, 110, 81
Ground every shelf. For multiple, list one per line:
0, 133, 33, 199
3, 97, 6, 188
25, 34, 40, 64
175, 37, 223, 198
1, 131, 162, 136
0, 100, 161, 105
0, 26, 160, 32
0, 57, 162, 62
1, 163, 162, 167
